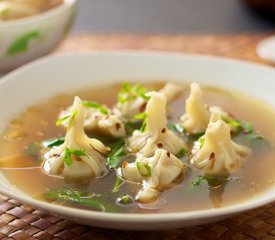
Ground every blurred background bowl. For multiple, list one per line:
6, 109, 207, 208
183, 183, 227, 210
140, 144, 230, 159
0, 0, 78, 73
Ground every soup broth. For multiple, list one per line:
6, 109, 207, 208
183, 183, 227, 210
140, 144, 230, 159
0, 82, 275, 213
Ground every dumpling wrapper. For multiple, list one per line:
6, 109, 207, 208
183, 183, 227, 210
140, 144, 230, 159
44, 97, 109, 182
159, 82, 183, 102
180, 83, 210, 134
114, 82, 184, 122
122, 149, 187, 203
128, 91, 188, 157
59, 102, 126, 138
190, 110, 251, 177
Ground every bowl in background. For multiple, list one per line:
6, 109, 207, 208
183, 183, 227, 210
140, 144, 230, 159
0, 0, 78, 73
0, 52, 274, 230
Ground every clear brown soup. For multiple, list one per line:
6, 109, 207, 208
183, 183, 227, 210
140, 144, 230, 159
0, 82, 274, 214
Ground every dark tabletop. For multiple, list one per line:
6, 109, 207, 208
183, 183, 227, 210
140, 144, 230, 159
73, 0, 275, 33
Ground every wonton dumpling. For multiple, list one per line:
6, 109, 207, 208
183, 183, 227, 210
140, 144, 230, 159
159, 82, 183, 102
180, 83, 210, 134
122, 149, 187, 203
128, 91, 188, 157
190, 111, 251, 177
114, 95, 146, 122
114, 83, 183, 122
60, 103, 126, 138
44, 97, 109, 182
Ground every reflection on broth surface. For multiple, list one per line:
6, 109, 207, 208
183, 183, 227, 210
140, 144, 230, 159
0, 82, 275, 213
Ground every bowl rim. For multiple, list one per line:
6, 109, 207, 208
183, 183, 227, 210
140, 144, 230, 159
0, 0, 78, 28
0, 51, 274, 224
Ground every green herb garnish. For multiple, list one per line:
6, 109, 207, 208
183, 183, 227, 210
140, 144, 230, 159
223, 115, 271, 152
191, 175, 237, 187
136, 162, 151, 177
44, 189, 116, 212
176, 148, 187, 158
167, 123, 184, 134
187, 131, 205, 141
116, 195, 133, 204
118, 82, 150, 103
125, 122, 142, 135
107, 139, 127, 169
63, 148, 88, 166
191, 176, 208, 186
199, 136, 205, 149
56, 109, 79, 128
134, 112, 147, 120
83, 101, 109, 115
112, 176, 123, 193
137, 113, 147, 133
42, 137, 65, 148
223, 115, 254, 135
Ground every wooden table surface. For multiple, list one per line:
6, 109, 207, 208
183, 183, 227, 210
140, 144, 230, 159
0, 33, 275, 240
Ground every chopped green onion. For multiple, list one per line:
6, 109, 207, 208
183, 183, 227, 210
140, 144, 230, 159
137, 113, 147, 133
136, 162, 151, 177
134, 112, 147, 120
56, 109, 79, 128
42, 137, 65, 148
112, 176, 123, 193
116, 195, 133, 204
140, 121, 147, 133
199, 136, 205, 149
118, 82, 150, 103
83, 101, 109, 115
63, 147, 88, 166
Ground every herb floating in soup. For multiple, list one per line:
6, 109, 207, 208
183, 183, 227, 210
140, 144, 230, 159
0, 82, 274, 213
0, 0, 63, 21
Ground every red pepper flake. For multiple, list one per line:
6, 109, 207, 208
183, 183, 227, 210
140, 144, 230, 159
53, 153, 60, 157
115, 123, 121, 130
139, 102, 147, 112
94, 115, 99, 120
157, 143, 163, 148
122, 160, 128, 168
209, 152, 215, 160
167, 151, 171, 157
161, 128, 166, 133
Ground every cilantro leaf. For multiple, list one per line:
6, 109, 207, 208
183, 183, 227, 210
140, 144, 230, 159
44, 189, 116, 212
176, 148, 187, 158
107, 139, 128, 169
63, 147, 88, 166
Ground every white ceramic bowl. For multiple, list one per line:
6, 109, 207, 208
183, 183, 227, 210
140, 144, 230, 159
0, 52, 274, 230
0, 0, 78, 73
